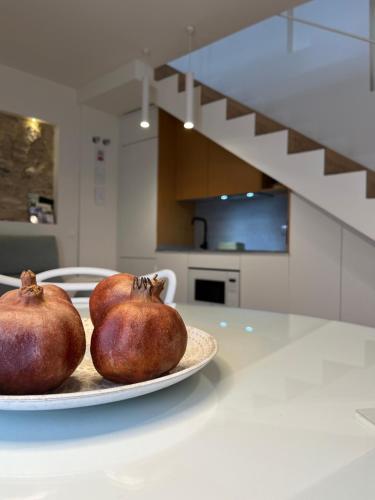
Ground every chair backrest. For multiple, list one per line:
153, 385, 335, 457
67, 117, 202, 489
0, 274, 21, 288
146, 269, 176, 305
35, 267, 177, 305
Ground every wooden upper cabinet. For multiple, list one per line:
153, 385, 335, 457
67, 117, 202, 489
170, 110, 273, 200
207, 140, 263, 197
175, 127, 209, 200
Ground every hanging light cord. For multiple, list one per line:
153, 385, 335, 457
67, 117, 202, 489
186, 25, 195, 71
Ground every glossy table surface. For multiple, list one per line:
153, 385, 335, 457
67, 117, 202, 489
1, 304, 375, 499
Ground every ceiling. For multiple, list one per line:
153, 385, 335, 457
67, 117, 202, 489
0, 0, 308, 88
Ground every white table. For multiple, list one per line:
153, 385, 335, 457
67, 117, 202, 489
0, 304, 375, 499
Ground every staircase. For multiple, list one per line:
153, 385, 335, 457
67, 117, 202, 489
154, 65, 375, 242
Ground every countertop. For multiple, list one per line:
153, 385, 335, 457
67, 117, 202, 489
1, 304, 375, 499
156, 246, 288, 254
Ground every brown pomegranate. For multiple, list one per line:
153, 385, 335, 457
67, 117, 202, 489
0, 271, 86, 395
0, 270, 71, 305
89, 273, 134, 327
89, 272, 163, 327
91, 276, 187, 384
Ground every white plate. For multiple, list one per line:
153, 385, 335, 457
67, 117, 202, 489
0, 318, 218, 411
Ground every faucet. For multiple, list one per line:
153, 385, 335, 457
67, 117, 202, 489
191, 217, 208, 250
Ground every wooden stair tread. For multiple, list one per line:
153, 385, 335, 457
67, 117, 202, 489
153, 65, 197, 92
201, 85, 225, 105
288, 129, 321, 154
366, 171, 375, 198
226, 98, 254, 119
325, 150, 364, 175
255, 113, 285, 136
154, 65, 178, 81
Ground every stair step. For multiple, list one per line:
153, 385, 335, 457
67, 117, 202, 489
178, 74, 200, 93
227, 98, 254, 119
154, 64, 198, 92
255, 113, 285, 136
367, 171, 375, 198
288, 130, 321, 154
154, 64, 178, 81
324, 149, 364, 175
200, 85, 224, 105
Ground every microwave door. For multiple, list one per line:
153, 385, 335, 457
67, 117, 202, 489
195, 279, 225, 304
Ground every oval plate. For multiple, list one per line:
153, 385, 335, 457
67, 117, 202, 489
0, 319, 218, 411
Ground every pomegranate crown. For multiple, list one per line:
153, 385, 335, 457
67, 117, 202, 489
132, 274, 165, 300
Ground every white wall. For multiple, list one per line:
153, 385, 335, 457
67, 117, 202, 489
79, 106, 119, 269
0, 64, 80, 266
0, 64, 119, 269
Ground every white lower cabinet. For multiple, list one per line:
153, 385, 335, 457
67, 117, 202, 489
240, 254, 289, 313
118, 138, 157, 260
118, 257, 157, 276
155, 252, 189, 304
289, 195, 341, 321
187, 253, 240, 270
341, 228, 375, 328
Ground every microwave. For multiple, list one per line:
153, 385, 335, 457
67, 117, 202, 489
188, 268, 240, 307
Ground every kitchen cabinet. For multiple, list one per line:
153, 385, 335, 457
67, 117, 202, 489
175, 127, 209, 200
119, 138, 157, 259
118, 108, 158, 270
158, 111, 195, 247
155, 252, 189, 303
240, 254, 289, 313
341, 227, 375, 328
188, 252, 240, 271
118, 257, 156, 276
207, 141, 264, 197
289, 194, 341, 320
172, 109, 272, 201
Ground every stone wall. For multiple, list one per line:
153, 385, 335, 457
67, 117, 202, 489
0, 111, 54, 222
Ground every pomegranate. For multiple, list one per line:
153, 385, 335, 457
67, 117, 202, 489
0, 270, 71, 305
89, 273, 163, 327
0, 271, 86, 395
89, 273, 134, 327
91, 276, 187, 384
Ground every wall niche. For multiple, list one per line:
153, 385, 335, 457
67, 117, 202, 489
0, 110, 55, 223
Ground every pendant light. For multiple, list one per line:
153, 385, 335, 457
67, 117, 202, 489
184, 26, 195, 130
140, 48, 150, 129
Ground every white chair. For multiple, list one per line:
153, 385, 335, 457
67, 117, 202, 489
35, 267, 177, 306
0, 274, 21, 289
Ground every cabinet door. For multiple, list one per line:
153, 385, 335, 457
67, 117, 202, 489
118, 138, 157, 259
156, 252, 189, 303
207, 141, 263, 197
175, 128, 209, 200
240, 254, 289, 313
